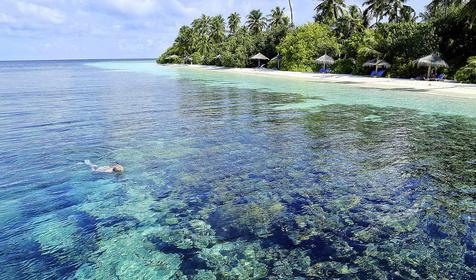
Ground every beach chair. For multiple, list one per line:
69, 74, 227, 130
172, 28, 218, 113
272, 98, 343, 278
326, 68, 332, 73
319, 68, 326, 73
436, 74, 445, 81
377, 70, 385, 77
370, 70, 376, 77
259, 64, 267, 69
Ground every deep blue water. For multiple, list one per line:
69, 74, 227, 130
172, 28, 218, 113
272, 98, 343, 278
0, 60, 475, 279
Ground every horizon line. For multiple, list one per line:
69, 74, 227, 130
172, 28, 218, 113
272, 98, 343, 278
0, 57, 156, 63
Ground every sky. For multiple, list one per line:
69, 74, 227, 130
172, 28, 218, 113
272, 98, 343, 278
0, 0, 429, 61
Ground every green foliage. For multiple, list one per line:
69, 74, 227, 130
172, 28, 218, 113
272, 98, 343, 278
268, 7, 289, 29
314, 0, 347, 24
157, 1, 476, 83
227, 12, 241, 34
277, 23, 340, 72
341, 32, 365, 59
158, 7, 290, 68
464, 0, 476, 25
220, 28, 257, 68
246, 10, 267, 34
334, 5, 365, 39
363, 0, 387, 25
455, 56, 476, 83
332, 58, 355, 74
351, 22, 439, 77
356, 29, 382, 59
430, 4, 476, 72
260, 24, 290, 58
387, 57, 423, 78
375, 22, 439, 62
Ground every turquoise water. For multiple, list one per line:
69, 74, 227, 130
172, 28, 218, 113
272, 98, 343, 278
0, 60, 475, 279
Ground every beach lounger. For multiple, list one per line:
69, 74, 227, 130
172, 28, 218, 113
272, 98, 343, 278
377, 70, 385, 77
326, 69, 332, 73
436, 74, 445, 81
370, 71, 376, 77
319, 68, 326, 73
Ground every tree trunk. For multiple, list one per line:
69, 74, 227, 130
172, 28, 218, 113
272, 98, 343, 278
288, 0, 294, 26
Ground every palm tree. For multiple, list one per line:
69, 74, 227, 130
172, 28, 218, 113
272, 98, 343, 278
210, 15, 225, 44
288, 0, 294, 26
191, 15, 213, 57
268, 7, 288, 28
335, 5, 365, 38
192, 14, 211, 37
358, 28, 384, 60
363, 0, 389, 25
175, 26, 194, 55
314, 0, 346, 24
246, 9, 267, 34
426, 0, 464, 16
463, 0, 476, 24
347, 5, 365, 32
386, 0, 406, 22
227, 12, 241, 34
399, 5, 417, 22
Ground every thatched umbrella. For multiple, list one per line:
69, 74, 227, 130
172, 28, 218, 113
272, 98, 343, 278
166, 54, 179, 61
414, 54, 448, 79
250, 53, 269, 67
363, 59, 391, 73
316, 54, 335, 70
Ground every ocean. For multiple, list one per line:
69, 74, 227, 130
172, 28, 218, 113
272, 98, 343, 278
0, 60, 475, 279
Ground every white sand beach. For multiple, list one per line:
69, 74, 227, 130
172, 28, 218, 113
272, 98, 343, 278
172, 64, 476, 99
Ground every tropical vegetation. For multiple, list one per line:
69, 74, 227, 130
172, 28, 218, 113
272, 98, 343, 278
455, 56, 476, 83
157, 0, 476, 83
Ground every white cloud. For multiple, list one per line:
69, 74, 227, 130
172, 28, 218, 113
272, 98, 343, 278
0, 0, 430, 60
16, 1, 65, 24
0, 13, 16, 24
166, 0, 198, 17
101, 0, 159, 16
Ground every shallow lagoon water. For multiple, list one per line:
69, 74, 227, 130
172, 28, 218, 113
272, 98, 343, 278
0, 60, 475, 279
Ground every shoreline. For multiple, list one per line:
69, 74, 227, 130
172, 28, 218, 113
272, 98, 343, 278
167, 64, 476, 99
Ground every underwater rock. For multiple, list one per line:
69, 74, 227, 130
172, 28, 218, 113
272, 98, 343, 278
192, 270, 217, 280
212, 201, 285, 239
269, 249, 311, 279
30, 212, 98, 268
306, 261, 358, 278
155, 220, 216, 250
363, 114, 383, 122
198, 241, 268, 279
352, 226, 381, 243
32, 214, 78, 253
80, 182, 160, 225
75, 228, 182, 280
165, 217, 180, 225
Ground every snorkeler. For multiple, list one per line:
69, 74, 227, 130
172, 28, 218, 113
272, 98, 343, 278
84, 160, 124, 174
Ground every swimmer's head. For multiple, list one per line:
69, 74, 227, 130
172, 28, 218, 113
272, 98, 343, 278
112, 164, 124, 173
